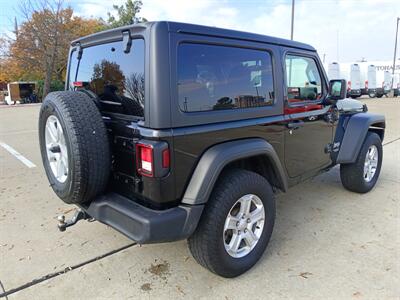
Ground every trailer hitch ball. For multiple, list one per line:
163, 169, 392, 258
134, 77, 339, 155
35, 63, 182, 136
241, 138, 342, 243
57, 209, 90, 232
57, 215, 67, 232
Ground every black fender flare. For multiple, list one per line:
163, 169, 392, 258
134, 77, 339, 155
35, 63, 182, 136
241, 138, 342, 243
336, 113, 385, 164
181, 138, 288, 205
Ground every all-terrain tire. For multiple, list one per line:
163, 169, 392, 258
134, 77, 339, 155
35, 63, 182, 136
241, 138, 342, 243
188, 169, 275, 278
39, 91, 110, 204
340, 132, 382, 193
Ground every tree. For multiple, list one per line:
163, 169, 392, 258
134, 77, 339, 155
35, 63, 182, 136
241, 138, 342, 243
106, 0, 147, 29
0, 0, 104, 98
91, 59, 126, 95
125, 72, 145, 107
213, 97, 235, 110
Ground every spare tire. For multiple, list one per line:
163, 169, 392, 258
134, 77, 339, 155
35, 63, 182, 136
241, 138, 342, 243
39, 91, 110, 204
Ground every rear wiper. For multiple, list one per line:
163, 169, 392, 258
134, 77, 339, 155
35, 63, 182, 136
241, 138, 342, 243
122, 31, 132, 54
76, 43, 83, 60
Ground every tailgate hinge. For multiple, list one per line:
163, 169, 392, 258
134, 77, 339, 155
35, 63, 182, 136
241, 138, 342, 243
122, 30, 132, 54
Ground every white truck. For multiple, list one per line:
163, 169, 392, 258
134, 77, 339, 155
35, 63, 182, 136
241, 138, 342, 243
393, 73, 400, 97
360, 64, 368, 97
348, 64, 361, 98
4, 82, 37, 105
366, 65, 378, 98
383, 71, 392, 96
328, 62, 341, 80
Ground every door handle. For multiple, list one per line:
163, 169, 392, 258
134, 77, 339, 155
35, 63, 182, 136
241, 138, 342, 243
287, 120, 304, 129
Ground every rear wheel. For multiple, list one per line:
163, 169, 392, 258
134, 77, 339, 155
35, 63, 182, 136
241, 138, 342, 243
368, 92, 376, 98
340, 132, 382, 193
188, 169, 275, 277
39, 91, 110, 204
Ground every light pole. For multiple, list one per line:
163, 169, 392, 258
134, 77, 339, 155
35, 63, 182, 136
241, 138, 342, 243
391, 17, 399, 95
290, 0, 295, 40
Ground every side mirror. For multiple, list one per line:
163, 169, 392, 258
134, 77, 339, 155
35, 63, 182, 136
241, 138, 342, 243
328, 79, 346, 101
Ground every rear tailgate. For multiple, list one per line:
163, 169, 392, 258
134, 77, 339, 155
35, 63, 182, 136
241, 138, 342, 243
67, 36, 146, 201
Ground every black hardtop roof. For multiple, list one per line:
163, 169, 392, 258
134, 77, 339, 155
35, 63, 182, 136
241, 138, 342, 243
72, 21, 315, 52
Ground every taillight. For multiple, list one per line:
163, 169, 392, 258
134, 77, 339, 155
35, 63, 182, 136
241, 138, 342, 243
136, 143, 154, 177
347, 81, 351, 91
136, 141, 170, 177
365, 80, 368, 89
73, 81, 84, 87
162, 148, 170, 169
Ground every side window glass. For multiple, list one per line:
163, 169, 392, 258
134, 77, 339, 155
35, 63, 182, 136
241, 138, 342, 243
178, 43, 274, 112
285, 55, 323, 104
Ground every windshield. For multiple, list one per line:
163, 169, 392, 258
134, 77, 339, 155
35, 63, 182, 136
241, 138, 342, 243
68, 39, 145, 119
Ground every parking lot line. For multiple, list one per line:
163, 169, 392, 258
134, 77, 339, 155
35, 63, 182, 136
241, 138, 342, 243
0, 242, 137, 298
0, 141, 36, 168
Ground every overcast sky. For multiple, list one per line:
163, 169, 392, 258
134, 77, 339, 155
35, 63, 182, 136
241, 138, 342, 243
1, 0, 399, 63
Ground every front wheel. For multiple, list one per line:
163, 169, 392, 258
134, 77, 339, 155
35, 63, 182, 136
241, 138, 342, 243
188, 169, 275, 278
340, 132, 382, 193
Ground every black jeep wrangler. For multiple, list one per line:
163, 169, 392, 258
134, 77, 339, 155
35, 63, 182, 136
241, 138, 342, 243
39, 22, 385, 278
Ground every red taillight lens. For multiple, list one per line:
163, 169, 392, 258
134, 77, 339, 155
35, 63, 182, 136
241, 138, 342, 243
162, 148, 170, 168
136, 143, 154, 177
73, 81, 84, 87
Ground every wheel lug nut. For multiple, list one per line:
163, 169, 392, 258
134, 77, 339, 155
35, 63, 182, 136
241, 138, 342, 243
238, 230, 241, 234
247, 218, 251, 223
236, 221, 240, 227
244, 229, 247, 233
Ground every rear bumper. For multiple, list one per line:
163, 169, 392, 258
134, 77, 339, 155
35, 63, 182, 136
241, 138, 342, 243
82, 193, 204, 244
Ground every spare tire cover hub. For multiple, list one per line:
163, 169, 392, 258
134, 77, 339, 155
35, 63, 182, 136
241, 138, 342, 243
45, 115, 69, 183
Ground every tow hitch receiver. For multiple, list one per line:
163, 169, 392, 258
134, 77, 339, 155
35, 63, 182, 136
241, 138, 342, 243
57, 209, 92, 232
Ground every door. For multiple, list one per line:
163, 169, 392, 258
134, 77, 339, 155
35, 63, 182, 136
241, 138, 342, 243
284, 53, 335, 178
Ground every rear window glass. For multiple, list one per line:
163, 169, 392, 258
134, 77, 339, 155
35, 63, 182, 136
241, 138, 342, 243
177, 43, 274, 112
68, 39, 145, 118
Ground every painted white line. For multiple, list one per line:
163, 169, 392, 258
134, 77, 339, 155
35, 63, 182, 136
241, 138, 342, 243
0, 141, 36, 168
0, 129, 38, 137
